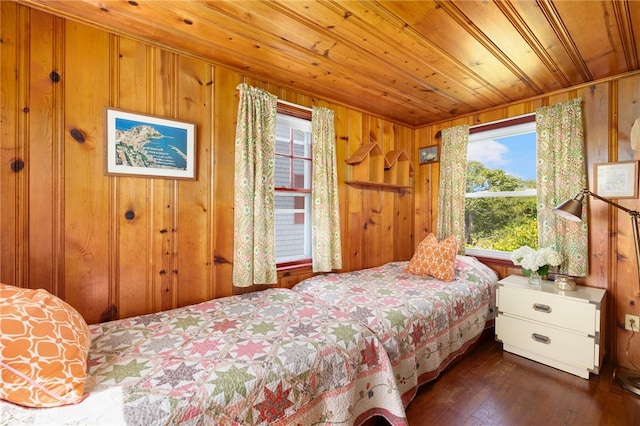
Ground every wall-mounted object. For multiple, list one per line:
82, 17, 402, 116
631, 118, 640, 150
384, 149, 414, 187
105, 108, 196, 180
418, 145, 438, 165
594, 161, 638, 198
345, 143, 412, 191
345, 142, 387, 183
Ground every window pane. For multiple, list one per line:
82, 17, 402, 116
275, 125, 291, 154
275, 156, 291, 187
292, 158, 310, 189
293, 130, 310, 157
275, 193, 310, 262
465, 196, 537, 251
465, 120, 537, 254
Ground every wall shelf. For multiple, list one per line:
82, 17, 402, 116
384, 149, 414, 186
345, 180, 411, 191
345, 143, 414, 190
345, 142, 386, 183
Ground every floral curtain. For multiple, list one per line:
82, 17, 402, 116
436, 125, 470, 253
536, 98, 588, 277
311, 106, 342, 272
232, 83, 278, 287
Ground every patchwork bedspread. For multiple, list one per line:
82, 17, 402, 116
1, 289, 407, 426
293, 255, 499, 406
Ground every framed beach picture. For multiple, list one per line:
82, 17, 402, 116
594, 161, 638, 198
105, 108, 196, 179
418, 145, 439, 164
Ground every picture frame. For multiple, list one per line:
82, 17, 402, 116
594, 161, 638, 198
418, 146, 439, 164
105, 108, 196, 179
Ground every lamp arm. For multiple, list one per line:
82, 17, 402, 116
585, 189, 640, 218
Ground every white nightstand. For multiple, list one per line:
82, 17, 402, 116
495, 274, 606, 379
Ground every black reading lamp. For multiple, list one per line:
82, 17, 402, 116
553, 189, 640, 397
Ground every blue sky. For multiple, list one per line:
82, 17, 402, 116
467, 132, 537, 181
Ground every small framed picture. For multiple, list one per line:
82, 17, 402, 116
594, 161, 638, 198
419, 146, 439, 165
105, 108, 196, 179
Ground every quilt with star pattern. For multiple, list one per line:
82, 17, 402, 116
292, 255, 499, 406
1, 288, 407, 426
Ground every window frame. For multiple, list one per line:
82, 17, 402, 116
464, 114, 537, 261
274, 103, 313, 269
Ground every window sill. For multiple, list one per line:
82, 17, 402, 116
465, 248, 516, 268
277, 260, 312, 272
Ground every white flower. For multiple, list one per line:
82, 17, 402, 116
510, 246, 535, 266
511, 245, 562, 273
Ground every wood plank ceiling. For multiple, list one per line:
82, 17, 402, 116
14, 0, 640, 127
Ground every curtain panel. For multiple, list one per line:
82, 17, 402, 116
232, 83, 278, 287
436, 125, 470, 253
311, 106, 342, 272
536, 98, 588, 277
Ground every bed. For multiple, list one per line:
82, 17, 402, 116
0, 287, 407, 426
292, 255, 499, 405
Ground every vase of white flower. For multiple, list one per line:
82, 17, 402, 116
510, 246, 562, 286
527, 270, 542, 286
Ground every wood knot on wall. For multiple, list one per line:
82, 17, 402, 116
100, 304, 118, 322
69, 128, 86, 143
11, 158, 25, 172
214, 255, 231, 264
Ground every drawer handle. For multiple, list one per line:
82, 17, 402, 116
532, 333, 551, 344
533, 303, 552, 313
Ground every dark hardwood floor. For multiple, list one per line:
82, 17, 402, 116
403, 335, 640, 425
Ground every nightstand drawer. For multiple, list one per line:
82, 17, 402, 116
496, 315, 596, 370
498, 285, 597, 335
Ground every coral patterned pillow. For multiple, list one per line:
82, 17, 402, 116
405, 234, 458, 281
0, 283, 90, 407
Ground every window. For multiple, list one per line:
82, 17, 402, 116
464, 116, 537, 259
274, 111, 312, 265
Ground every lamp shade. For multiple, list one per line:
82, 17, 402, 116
552, 193, 584, 222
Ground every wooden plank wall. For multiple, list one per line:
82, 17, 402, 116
0, 3, 415, 323
414, 77, 640, 371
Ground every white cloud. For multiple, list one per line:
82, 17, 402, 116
467, 139, 509, 167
